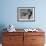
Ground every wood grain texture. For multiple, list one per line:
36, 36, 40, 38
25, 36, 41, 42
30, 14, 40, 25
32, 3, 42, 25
24, 32, 45, 46
2, 32, 24, 46
2, 32, 45, 46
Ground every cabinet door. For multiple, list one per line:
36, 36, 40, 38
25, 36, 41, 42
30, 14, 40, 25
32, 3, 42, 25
24, 33, 32, 46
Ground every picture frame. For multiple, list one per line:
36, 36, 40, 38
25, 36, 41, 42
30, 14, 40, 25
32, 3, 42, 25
17, 7, 35, 22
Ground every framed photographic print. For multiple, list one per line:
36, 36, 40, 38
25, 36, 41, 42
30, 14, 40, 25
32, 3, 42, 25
17, 7, 35, 22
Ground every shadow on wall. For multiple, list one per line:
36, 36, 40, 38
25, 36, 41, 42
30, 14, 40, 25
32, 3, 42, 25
0, 24, 7, 43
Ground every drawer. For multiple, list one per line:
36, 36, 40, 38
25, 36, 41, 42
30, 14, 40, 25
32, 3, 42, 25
3, 32, 23, 36
31, 44, 44, 46
3, 35, 23, 46
24, 36, 32, 45
24, 35, 44, 45
24, 32, 44, 36
3, 44, 15, 46
24, 36, 32, 40
32, 36, 45, 44
3, 36, 23, 44
3, 43, 23, 46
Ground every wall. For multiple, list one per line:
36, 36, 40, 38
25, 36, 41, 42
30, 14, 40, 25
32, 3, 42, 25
0, 0, 46, 30
0, 0, 46, 43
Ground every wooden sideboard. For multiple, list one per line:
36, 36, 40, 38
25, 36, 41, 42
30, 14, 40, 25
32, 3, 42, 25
2, 32, 45, 46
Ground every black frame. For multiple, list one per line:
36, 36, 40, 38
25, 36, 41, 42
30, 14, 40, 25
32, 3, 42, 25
17, 7, 35, 22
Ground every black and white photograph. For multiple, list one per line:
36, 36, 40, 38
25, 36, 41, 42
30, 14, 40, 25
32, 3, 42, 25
17, 7, 35, 22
